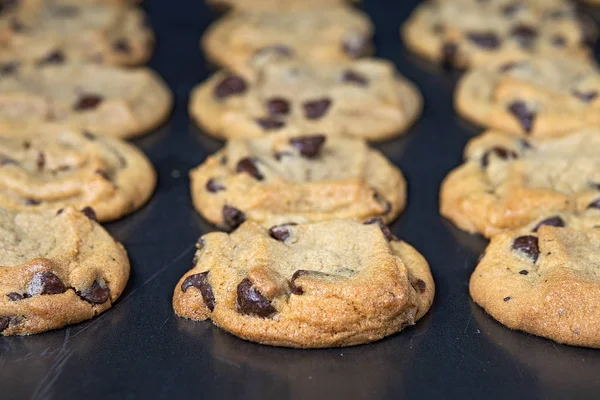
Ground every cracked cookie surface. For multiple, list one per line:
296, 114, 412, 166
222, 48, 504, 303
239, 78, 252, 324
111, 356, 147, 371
401, 0, 595, 69
201, 6, 373, 75
189, 59, 422, 141
0, 63, 172, 139
455, 56, 600, 138
470, 222, 600, 348
190, 135, 405, 229
440, 129, 600, 237
0, 206, 129, 336
173, 219, 434, 348
0, 124, 155, 222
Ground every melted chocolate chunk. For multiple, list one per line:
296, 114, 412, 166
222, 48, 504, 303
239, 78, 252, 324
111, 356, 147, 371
587, 198, 600, 209
289, 135, 326, 158
507, 101, 535, 133
81, 206, 98, 222
181, 272, 215, 311
510, 25, 538, 48
113, 39, 131, 54
519, 270, 529, 275
467, 32, 501, 49
511, 235, 539, 262
0, 317, 9, 333
533, 216, 565, 232
24, 198, 40, 206
236, 278, 276, 317
266, 98, 290, 116
77, 280, 110, 304
73, 94, 104, 111
206, 178, 225, 193
572, 90, 598, 103
481, 147, 518, 168
7, 292, 25, 301
34, 271, 66, 295
214, 75, 247, 99
341, 70, 368, 86
441, 42, 458, 70
412, 279, 427, 294
303, 98, 332, 120
256, 118, 285, 131
236, 158, 263, 180
83, 131, 96, 141
503, 296, 512, 302
364, 217, 396, 241
269, 223, 297, 242
38, 50, 65, 66
222, 205, 245, 230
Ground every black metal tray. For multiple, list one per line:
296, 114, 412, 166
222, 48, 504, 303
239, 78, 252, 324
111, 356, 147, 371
2, 1, 600, 399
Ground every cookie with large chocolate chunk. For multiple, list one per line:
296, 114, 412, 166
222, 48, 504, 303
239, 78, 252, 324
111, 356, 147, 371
190, 135, 406, 228
189, 59, 422, 141
440, 129, 600, 237
173, 219, 434, 348
0, 206, 129, 336
401, 0, 594, 69
455, 56, 600, 138
0, 63, 172, 139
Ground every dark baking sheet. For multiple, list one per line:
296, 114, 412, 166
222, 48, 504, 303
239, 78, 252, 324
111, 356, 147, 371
2, 0, 600, 398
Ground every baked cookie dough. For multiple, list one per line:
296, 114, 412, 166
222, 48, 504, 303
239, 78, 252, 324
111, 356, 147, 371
189, 59, 422, 141
401, 0, 595, 69
0, 124, 156, 222
0, 63, 173, 139
440, 129, 600, 237
0, 206, 129, 336
173, 219, 434, 348
455, 57, 600, 138
201, 6, 373, 74
470, 220, 600, 348
190, 134, 406, 229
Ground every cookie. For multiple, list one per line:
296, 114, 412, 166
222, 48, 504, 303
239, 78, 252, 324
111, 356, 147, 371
0, 63, 173, 139
189, 59, 422, 141
0, 1, 153, 67
201, 6, 373, 74
470, 221, 600, 348
455, 56, 600, 138
0, 124, 156, 222
401, 0, 595, 69
206, 0, 351, 11
190, 135, 406, 229
0, 206, 129, 336
173, 219, 434, 348
440, 129, 600, 238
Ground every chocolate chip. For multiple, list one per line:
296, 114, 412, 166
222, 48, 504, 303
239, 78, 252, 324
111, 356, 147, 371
0, 317, 9, 333
341, 70, 368, 86
269, 223, 297, 242
551, 35, 566, 47
467, 32, 501, 49
236, 278, 276, 317
180, 272, 215, 311
81, 206, 98, 222
572, 90, 598, 103
587, 198, 600, 209
342, 33, 369, 58
412, 279, 426, 294
56, 208, 64, 215
236, 158, 263, 180
266, 97, 290, 116
0, 62, 18, 75
83, 131, 96, 140
303, 98, 332, 120
441, 42, 458, 69
503, 296, 512, 302
510, 25, 537, 48
113, 39, 131, 54
214, 75, 247, 99
481, 147, 518, 168
206, 178, 225, 193
533, 216, 565, 232
519, 270, 529, 275
289, 135, 326, 158
73, 94, 103, 111
25, 198, 40, 206
7, 292, 25, 301
77, 280, 110, 304
507, 101, 535, 133
256, 118, 285, 131
222, 205, 245, 230
38, 50, 65, 65
511, 235, 539, 262
34, 271, 66, 295
364, 217, 396, 241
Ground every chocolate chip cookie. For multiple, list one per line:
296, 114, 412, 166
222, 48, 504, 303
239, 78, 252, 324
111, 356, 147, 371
0, 124, 156, 222
0, 63, 173, 139
0, 2, 153, 67
440, 129, 600, 238
190, 135, 406, 229
189, 59, 422, 141
470, 221, 600, 348
401, 0, 595, 69
455, 56, 600, 138
173, 219, 434, 348
0, 206, 129, 336
201, 6, 373, 74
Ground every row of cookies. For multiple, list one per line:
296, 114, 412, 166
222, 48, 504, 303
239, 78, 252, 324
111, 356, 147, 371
401, 0, 600, 347
0, 1, 174, 335
171, 1, 436, 348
